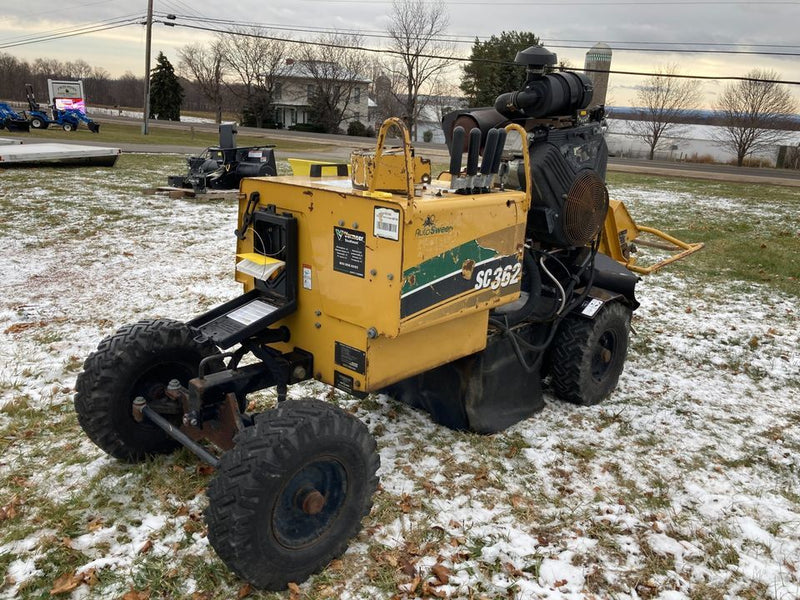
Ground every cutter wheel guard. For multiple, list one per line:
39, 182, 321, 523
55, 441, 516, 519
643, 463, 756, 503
74, 45, 701, 590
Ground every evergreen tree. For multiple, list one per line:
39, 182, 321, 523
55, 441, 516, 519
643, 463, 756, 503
460, 31, 540, 106
149, 51, 183, 121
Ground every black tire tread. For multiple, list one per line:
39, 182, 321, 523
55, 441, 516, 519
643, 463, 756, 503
549, 302, 631, 406
74, 318, 218, 462
205, 399, 380, 590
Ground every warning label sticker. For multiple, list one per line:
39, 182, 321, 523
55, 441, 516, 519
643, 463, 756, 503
333, 227, 366, 277
334, 371, 355, 394
335, 341, 366, 374
374, 206, 400, 241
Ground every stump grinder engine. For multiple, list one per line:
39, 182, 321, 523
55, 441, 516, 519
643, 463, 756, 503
75, 45, 638, 590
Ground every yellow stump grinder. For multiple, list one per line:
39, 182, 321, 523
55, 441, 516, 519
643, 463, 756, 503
76, 46, 654, 589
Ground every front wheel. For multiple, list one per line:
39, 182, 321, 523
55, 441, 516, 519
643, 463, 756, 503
206, 399, 380, 590
74, 318, 221, 462
30, 117, 45, 129
62, 122, 76, 132
548, 301, 632, 406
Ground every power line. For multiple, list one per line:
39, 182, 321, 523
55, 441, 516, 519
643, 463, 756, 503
161, 20, 800, 86
154, 12, 800, 57
264, 0, 800, 4
0, 19, 143, 50
0, 14, 142, 46
542, 38, 800, 49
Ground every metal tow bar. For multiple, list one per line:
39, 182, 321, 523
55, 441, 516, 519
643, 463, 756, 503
132, 397, 220, 468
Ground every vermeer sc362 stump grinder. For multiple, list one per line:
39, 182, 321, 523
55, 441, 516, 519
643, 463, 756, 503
75, 46, 673, 589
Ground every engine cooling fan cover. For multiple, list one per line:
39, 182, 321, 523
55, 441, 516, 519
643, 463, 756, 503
563, 170, 609, 246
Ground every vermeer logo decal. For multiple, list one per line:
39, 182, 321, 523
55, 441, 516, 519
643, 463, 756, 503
416, 215, 453, 237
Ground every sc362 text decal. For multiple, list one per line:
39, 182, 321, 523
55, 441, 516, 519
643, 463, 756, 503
474, 263, 521, 290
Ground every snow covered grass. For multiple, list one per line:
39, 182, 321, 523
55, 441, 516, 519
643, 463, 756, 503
0, 159, 798, 599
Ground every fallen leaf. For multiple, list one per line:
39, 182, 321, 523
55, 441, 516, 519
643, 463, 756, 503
119, 587, 150, 600
196, 464, 215, 476
554, 579, 568, 587
503, 562, 523, 577
377, 552, 398, 567
421, 581, 450, 597
399, 556, 417, 577
431, 564, 450, 584
328, 559, 344, 571
4, 322, 43, 334
287, 582, 301, 600
399, 493, 413, 513
138, 539, 153, 555
422, 480, 440, 495
237, 584, 252, 598
81, 568, 99, 587
50, 573, 82, 595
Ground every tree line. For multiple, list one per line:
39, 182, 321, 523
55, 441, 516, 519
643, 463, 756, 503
624, 65, 797, 167
1, 9, 796, 164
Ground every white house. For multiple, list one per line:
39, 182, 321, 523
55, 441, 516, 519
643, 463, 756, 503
272, 60, 370, 131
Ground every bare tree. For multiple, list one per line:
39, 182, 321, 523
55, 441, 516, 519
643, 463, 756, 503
219, 28, 289, 128
295, 34, 369, 133
64, 59, 93, 79
712, 69, 798, 167
629, 65, 702, 160
115, 72, 144, 108
385, 0, 452, 140
0, 53, 32, 101
179, 40, 227, 123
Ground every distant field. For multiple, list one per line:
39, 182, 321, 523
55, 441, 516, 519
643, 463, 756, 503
2, 121, 333, 153
0, 156, 797, 599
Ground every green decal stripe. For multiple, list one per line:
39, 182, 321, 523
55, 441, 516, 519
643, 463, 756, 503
402, 239, 498, 295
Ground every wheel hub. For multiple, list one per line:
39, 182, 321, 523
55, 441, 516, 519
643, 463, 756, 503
273, 458, 348, 549
591, 331, 617, 381
297, 488, 327, 515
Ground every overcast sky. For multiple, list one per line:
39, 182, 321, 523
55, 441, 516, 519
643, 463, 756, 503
1, 0, 799, 108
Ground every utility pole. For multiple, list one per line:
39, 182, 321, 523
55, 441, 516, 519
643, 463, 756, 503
142, 0, 153, 135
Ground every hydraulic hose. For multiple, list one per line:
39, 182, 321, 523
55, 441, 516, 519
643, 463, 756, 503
490, 248, 540, 326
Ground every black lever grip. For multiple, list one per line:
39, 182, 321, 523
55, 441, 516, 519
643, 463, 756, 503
449, 126, 464, 176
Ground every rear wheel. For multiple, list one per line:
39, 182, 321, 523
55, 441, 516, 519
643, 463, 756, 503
206, 399, 379, 590
74, 318, 221, 462
30, 117, 45, 129
548, 302, 631, 405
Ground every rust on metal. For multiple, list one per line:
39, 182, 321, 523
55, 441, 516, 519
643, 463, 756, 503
301, 490, 326, 515
180, 393, 243, 451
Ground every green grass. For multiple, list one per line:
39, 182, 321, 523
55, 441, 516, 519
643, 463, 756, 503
606, 173, 800, 296
6, 120, 333, 153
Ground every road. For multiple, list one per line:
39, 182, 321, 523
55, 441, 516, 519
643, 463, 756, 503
7, 114, 800, 187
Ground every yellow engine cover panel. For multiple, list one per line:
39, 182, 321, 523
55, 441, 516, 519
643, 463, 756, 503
236, 175, 527, 392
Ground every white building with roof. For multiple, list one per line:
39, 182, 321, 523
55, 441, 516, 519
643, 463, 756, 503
272, 59, 371, 131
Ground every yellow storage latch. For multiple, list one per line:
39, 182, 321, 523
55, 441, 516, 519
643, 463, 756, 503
350, 148, 431, 194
